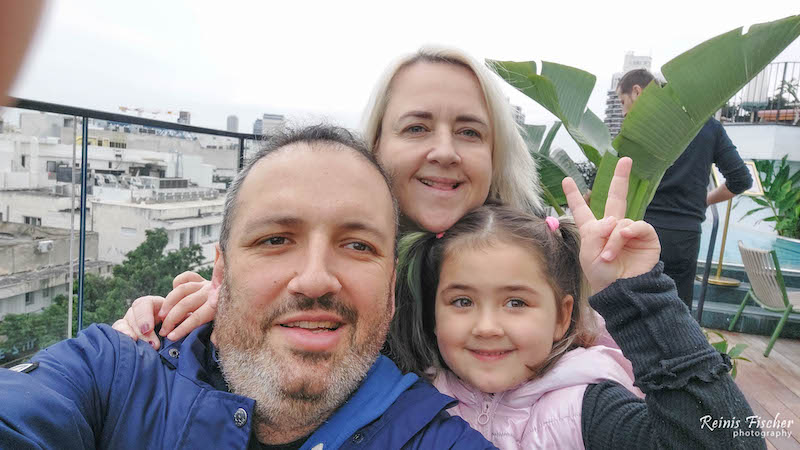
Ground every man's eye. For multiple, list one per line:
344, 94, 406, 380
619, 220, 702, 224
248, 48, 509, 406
261, 237, 288, 246
345, 241, 374, 252
452, 297, 473, 308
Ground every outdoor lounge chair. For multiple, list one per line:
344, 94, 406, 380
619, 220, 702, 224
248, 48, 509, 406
730, 241, 800, 357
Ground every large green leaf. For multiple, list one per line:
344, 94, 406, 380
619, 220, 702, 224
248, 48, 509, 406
532, 147, 588, 208
490, 15, 800, 219
540, 121, 562, 156
521, 124, 546, 153
488, 60, 613, 166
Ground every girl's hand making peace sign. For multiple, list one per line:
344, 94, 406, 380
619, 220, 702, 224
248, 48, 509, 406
562, 157, 661, 295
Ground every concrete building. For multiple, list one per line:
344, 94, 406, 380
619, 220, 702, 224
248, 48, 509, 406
510, 103, 525, 126
226, 115, 239, 133
604, 52, 653, 137
0, 222, 111, 320
177, 111, 191, 125
0, 114, 231, 266
261, 113, 285, 133
253, 118, 263, 136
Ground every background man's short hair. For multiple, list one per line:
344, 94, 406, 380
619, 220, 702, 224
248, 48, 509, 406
219, 124, 399, 254
617, 68, 657, 95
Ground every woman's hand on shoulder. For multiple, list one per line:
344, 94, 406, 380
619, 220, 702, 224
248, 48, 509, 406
111, 271, 218, 349
562, 157, 660, 294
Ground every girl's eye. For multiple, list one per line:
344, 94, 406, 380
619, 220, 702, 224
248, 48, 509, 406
452, 297, 473, 308
345, 241, 374, 253
505, 298, 527, 308
261, 236, 288, 246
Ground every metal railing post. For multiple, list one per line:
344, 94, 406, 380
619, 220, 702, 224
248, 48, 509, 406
77, 116, 89, 331
697, 202, 719, 324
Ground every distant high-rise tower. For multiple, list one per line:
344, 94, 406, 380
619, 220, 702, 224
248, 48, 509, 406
261, 114, 285, 134
227, 115, 239, 133
178, 111, 191, 125
510, 103, 525, 126
604, 52, 652, 137
253, 118, 263, 136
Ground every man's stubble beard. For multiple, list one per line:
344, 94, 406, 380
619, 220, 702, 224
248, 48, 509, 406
213, 272, 393, 441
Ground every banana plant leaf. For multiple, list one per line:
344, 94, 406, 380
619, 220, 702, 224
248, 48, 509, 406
490, 15, 800, 219
531, 147, 588, 214
521, 124, 546, 154
539, 121, 562, 157
523, 120, 585, 213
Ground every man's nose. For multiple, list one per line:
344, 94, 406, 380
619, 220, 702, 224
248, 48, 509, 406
286, 241, 342, 299
426, 131, 461, 166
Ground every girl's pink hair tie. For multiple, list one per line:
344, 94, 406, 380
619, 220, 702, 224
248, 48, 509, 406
545, 216, 560, 232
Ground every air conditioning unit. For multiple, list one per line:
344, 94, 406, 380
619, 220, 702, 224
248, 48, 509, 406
36, 240, 54, 253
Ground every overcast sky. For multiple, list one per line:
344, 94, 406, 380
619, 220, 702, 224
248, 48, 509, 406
5, 0, 800, 159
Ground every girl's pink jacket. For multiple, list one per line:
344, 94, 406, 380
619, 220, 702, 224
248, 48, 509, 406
433, 344, 640, 450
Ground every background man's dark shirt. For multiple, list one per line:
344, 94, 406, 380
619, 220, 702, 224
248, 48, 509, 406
644, 118, 752, 232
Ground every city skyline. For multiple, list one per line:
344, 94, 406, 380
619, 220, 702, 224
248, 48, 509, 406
5, 0, 800, 160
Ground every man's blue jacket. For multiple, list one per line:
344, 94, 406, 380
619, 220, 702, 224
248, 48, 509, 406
0, 324, 494, 449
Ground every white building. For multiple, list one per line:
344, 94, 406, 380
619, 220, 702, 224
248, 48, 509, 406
227, 115, 239, 133
0, 114, 231, 266
0, 222, 111, 320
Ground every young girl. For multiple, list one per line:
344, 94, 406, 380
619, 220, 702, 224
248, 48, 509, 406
387, 201, 761, 449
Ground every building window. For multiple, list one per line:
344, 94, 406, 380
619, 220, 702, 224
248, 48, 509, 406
25, 292, 34, 306
21, 155, 26, 168
40, 279, 51, 298
202, 225, 212, 237
23, 216, 42, 226
179, 232, 186, 249
46, 161, 57, 172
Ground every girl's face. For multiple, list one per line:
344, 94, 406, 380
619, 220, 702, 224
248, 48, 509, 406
376, 61, 493, 233
434, 241, 573, 394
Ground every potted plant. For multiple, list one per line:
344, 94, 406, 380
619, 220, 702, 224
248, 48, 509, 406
740, 155, 800, 259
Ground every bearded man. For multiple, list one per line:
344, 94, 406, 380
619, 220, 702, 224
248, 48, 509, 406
0, 125, 494, 450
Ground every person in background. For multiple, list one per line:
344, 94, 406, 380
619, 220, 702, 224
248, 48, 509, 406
616, 68, 753, 311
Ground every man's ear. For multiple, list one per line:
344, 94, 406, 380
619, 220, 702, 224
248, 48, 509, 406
631, 84, 643, 101
554, 295, 574, 341
211, 243, 225, 290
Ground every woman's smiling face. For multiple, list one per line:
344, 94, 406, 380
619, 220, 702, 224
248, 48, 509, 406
376, 61, 493, 233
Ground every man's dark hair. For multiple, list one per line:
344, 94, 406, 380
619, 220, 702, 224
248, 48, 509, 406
219, 124, 399, 254
617, 68, 657, 95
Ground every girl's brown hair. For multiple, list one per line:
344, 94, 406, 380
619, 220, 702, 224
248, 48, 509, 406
387, 203, 598, 380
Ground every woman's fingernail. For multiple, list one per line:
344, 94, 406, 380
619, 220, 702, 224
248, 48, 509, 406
601, 250, 613, 261
140, 324, 149, 334
148, 340, 156, 349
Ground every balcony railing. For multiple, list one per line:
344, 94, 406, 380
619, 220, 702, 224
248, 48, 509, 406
4, 97, 259, 337
720, 61, 800, 125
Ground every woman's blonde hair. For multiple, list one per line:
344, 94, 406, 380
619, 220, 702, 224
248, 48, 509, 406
362, 46, 542, 215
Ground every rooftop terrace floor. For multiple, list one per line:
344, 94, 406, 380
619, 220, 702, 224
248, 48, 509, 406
716, 329, 800, 449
